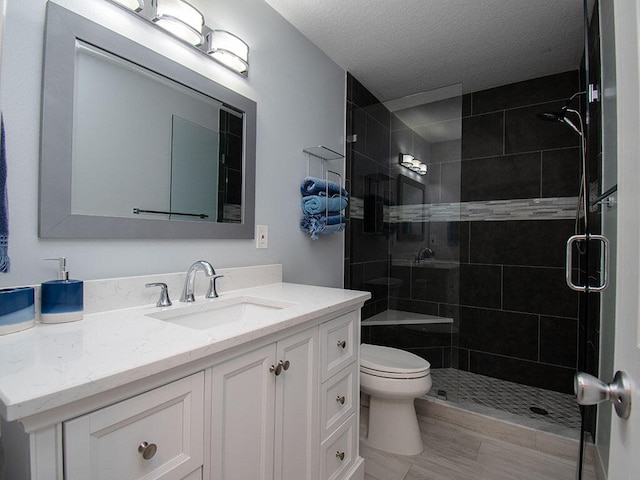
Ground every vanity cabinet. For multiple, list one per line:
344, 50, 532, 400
0, 304, 365, 480
211, 327, 318, 480
63, 372, 205, 480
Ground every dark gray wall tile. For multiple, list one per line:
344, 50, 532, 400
460, 307, 539, 361
503, 266, 579, 318
505, 101, 581, 154
349, 218, 389, 263
462, 112, 504, 159
365, 116, 391, 165
460, 264, 502, 308
470, 220, 574, 267
472, 71, 580, 115
541, 148, 582, 197
469, 351, 576, 394
540, 315, 578, 368
461, 152, 541, 201
440, 161, 461, 203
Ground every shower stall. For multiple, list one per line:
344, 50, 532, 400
345, 50, 603, 442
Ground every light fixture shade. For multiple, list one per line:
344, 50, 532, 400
411, 159, 422, 171
419, 164, 428, 175
152, 0, 204, 46
112, 0, 144, 11
207, 30, 249, 74
399, 153, 414, 167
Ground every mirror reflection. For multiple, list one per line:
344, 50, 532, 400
70, 41, 241, 224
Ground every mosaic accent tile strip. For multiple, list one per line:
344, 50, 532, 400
427, 368, 581, 431
349, 197, 579, 222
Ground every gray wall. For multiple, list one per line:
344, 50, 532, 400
0, 0, 346, 289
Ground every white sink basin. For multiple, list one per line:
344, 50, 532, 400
146, 296, 296, 330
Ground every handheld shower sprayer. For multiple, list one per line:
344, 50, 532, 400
537, 91, 589, 238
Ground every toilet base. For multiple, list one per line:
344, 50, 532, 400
361, 395, 423, 456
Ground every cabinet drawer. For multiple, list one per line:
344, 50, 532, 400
320, 362, 357, 441
64, 372, 205, 480
320, 414, 357, 480
320, 310, 358, 382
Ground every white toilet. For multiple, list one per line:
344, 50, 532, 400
360, 343, 432, 455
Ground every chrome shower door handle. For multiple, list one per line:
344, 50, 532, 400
565, 234, 609, 292
575, 371, 631, 419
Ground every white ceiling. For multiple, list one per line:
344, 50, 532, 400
263, 0, 595, 102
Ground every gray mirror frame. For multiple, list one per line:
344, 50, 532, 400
39, 3, 256, 239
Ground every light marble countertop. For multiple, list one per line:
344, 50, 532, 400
0, 282, 369, 422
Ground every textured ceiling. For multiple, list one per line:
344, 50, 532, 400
263, 0, 595, 102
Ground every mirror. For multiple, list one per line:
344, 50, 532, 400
39, 3, 256, 239
396, 174, 425, 242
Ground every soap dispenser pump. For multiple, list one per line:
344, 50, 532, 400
40, 257, 84, 324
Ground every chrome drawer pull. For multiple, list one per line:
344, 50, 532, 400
337, 340, 346, 349
336, 395, 346, 405
280, 360, 290, 371
138, 441, 157, 460
336, 451, 345, 461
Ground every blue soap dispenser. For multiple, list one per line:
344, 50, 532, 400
41, 257, 84, 324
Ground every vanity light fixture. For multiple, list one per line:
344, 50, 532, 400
400, 153, 414, 168
399, 153, 428, 176
104, 0, 250, 76
152, 0, 204, 46
112, 0, 144, 11
207, 30, 249, 75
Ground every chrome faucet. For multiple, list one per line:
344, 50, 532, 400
415, 247, 435, 263
180, 260, 215, 302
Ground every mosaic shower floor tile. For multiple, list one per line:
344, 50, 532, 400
427, 368, 582, 432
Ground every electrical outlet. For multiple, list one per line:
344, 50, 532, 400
256, 225, 268, 249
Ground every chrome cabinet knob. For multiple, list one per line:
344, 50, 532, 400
336, 395, 346, 405
270, 360, 290, 376
336, 451, 345, 461
138, 441, 157, 460
336, 340, 346, 349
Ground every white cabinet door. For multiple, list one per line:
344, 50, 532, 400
64, 372, 204, 480
211, 327, 319, 480
210, 343, 277, 480
274, 328, 319, 480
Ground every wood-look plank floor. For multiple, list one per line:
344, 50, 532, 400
362, 414, 598, 480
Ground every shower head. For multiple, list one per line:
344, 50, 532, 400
537, 110, 566, 122
537, 106, 583, 137
537, 90, 586, 124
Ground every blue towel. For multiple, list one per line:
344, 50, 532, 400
0, 115, 9, 273
301, 176, 348, 198
301, 195, 348, 215
300, 213, 346, 240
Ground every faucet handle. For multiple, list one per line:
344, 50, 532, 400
206, 275, 225, 299
145, 282, 172, 307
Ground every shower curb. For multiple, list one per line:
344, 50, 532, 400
415, 396, 597, 467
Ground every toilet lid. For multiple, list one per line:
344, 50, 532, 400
360, 343, 430, 376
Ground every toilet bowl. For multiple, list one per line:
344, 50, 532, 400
360, 343, 431, 455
